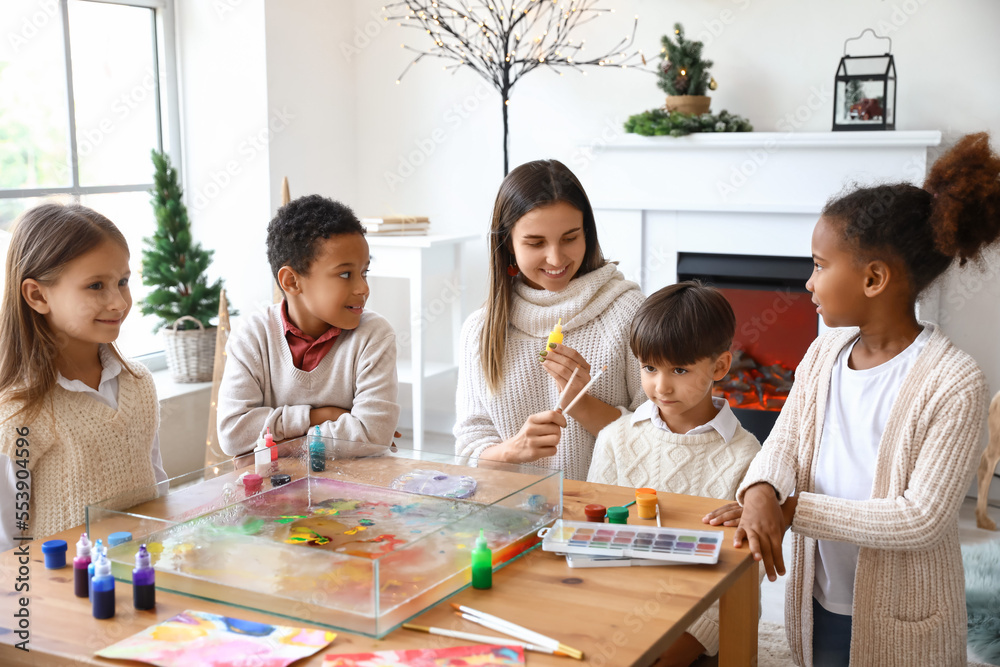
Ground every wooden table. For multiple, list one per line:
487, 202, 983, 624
0, 480, 758, 666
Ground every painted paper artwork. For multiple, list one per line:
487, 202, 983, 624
95, 610, 336, 667
323, 644, 525, 667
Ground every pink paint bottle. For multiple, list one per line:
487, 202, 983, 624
73, 533, 92, 598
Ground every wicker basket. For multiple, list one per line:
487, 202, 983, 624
665, 95, 711, 115
162, 315, 216, 383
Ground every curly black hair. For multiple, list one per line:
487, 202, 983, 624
822, 132, 1000, 298
266, 194, 365, 284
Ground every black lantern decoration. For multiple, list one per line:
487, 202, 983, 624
832, 29, 896, 131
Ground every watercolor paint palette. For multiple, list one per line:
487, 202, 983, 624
538, 520, 723, 565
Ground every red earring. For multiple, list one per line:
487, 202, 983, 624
507, 261, 519, 277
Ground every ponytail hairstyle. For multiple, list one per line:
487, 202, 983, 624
0, 204, 135, 421
480, 159, 606, 394
822, 132, 1000, 300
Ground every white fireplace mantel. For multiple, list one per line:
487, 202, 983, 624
583, 131, 942, 315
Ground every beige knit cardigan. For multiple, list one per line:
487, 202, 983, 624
737, 324, 988, 667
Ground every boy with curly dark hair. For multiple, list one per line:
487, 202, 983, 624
217, 195, 400, 455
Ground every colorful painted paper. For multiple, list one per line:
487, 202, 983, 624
96, 610, 336, 667
322, 644, 525, 667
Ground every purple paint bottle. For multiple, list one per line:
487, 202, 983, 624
73, 533, 92, 598
91, 551, 115, 619
132, 544, 155, 610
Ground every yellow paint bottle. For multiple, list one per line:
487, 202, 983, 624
546, 318, 563, 349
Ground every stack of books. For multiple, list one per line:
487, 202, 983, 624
361, 215, 430, 235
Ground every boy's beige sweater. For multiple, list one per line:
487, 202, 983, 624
588, 414, 761, 656
218, 305, 400, 456
737, 324, 988, 667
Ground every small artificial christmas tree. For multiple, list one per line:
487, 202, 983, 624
141, 150, 223, 331
657, 23, 714, 97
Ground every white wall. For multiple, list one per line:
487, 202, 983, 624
175, 0, 272, 320
345, 0, 1000, 422
264, 0, 358, 214
172, 1, 1000, 492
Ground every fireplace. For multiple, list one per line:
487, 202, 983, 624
677, 252, 816, 442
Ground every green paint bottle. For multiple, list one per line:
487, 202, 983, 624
471, 528, 492, 590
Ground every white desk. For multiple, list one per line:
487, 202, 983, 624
366, 233, 480, 450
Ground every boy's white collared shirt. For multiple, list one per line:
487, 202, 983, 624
630, 397, 738, 443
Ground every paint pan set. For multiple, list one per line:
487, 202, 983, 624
538, 520, 724, 566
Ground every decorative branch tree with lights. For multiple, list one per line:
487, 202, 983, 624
385, 0, 645, 175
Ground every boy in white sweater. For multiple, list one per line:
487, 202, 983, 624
217, 195, 400, 456
587, 281, 760, 667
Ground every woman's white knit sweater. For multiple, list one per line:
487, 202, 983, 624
455, 264, 646, 481
737, 324, 988, 667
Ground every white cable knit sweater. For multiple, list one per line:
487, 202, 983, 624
737, 323, 988, 667
588, 413, 761, 655
455, 264, 646, 481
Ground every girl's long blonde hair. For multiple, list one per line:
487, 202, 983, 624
0, 204, 135, 421
480, 160, 606, 394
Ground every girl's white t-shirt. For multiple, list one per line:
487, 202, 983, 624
812, 326, 931, 616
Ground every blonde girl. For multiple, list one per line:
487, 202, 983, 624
0, 204, 165, 551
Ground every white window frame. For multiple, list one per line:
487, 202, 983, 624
0, 0, 181, 370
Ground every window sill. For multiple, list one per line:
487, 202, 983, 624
151, 368, 213, 402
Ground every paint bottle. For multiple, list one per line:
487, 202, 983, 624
547, 318, 563, 347
73, 533, 92, 597
107, 531, 132, 548
471, 528, 492, 590
254, 427, 275, 473
41, 539, 67, 569
91, 551, 115, 619
309, 425, 326, 472
607, 506, 629, 524
88, 539, 104, 598
243, 473, 263, 497
584, 504, 607, 523
636, 493, 658, 520
132, 544, 155, 610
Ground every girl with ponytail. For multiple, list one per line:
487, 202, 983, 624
733, 133, 1000, 667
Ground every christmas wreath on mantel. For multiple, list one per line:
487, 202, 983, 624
625, 23, 752, 137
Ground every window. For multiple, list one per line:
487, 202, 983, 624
0, 0, 179, 361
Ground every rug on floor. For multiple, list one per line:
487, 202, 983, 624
756, 619, 994, 667
964, 539, 1000, 666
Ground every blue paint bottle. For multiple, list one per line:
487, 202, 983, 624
309, 425, 325, 472
87, 539, 104, 598
91, 551, 115, 619
132, 544, 155, 610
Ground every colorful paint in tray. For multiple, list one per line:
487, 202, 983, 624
538, 519, 723, 565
